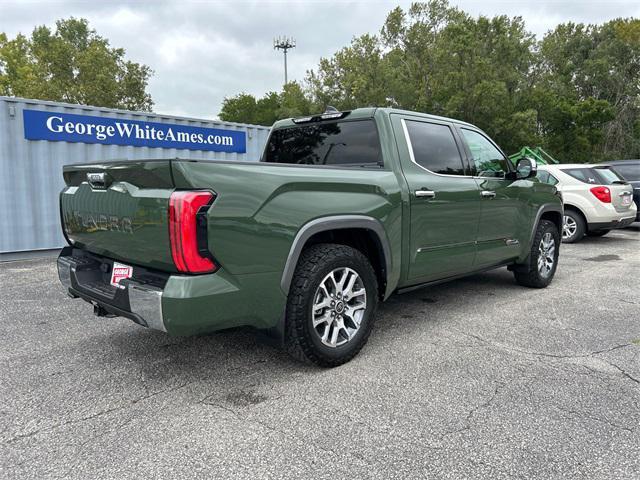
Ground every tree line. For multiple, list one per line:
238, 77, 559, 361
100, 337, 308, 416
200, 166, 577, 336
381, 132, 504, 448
1, 6, 638, 162
220, 1, 640, 162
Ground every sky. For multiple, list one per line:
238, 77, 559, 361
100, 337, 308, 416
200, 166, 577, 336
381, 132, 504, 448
1, 0, 639, 120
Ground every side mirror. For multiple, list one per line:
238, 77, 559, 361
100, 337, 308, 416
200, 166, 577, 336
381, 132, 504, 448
516, 157, 537, 179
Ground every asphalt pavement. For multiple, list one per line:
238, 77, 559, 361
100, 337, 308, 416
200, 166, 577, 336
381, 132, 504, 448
1, 227, 639, 479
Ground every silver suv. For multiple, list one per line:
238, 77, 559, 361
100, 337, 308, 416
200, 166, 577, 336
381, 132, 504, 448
536, 164, 637, 243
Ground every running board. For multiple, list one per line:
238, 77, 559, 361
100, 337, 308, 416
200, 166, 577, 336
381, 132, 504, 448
395, 260, 515, 295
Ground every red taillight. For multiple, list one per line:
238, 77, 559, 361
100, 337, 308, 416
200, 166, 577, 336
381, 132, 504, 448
169, 191, 217, 273
590, 186, 611, 203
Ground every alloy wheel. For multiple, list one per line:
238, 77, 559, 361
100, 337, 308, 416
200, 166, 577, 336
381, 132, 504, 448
312, 267, 367, 348
562, 215, 577, 240
537, 232, 556, 278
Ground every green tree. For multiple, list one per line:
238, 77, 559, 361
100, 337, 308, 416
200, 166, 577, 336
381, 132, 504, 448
276, 82, 313, 118
0, 17, 153, 111
307, 1, 540, 152
255, 92, 280, 125
219, 93, 259, 124
219, 82, 312, 125
307, 33, 390, 109
538, 19, 640, 160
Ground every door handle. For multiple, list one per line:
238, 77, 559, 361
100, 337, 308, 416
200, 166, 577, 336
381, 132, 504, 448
480, 190, 496, 198
415, 189, 436, 199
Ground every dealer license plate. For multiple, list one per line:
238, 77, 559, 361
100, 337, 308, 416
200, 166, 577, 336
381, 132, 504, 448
622, 195, 632, 206
110, 262, 133, 288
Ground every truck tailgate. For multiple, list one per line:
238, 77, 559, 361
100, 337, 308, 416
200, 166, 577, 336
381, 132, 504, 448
60, 161, 177, 271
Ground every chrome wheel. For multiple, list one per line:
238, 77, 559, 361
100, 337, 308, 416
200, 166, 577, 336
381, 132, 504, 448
562, 215, 577, 240
312, 267, 367, 348
538, 232, 555, 278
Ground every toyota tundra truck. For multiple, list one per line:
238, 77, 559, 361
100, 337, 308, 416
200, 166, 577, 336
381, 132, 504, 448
57, 107, 563, 367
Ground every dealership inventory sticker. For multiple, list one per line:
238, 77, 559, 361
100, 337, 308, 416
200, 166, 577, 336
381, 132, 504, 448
23, 109, 247, 153
110, 262, 133, 289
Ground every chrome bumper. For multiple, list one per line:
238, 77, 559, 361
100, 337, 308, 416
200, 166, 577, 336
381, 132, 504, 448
57, 251, 166, 332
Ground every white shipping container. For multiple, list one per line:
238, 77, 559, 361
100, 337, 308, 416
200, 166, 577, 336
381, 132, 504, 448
0, 96, 270, 257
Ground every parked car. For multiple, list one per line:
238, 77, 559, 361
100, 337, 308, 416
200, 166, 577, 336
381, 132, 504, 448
57, 107, 562, 367
601, 159, 640, 222
536, 164, 637, 243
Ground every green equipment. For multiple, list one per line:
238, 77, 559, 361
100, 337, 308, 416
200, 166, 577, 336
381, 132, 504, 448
509, 146, 559, 165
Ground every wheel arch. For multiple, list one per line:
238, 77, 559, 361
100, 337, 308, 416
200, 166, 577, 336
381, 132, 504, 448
563, 203, 588, 226
280, 216, 392, 300
522, 204, 563, 259
540, 210, 563, 234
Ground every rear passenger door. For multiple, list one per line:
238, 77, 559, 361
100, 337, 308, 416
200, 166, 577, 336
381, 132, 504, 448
392, 116, 482, 284
457, 128, 523, 267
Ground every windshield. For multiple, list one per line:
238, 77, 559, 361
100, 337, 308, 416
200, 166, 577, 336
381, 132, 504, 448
562, 167, 627, 185
263, 120, 382, 166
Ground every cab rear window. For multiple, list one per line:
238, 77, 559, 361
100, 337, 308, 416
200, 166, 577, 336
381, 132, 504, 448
562, 167, 626, 185
263, 120, 382, 166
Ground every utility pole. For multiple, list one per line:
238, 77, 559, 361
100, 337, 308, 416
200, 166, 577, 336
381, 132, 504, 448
273, 36, 296, 86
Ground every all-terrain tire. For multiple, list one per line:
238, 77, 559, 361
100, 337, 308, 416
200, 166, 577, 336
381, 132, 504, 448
513, 219, 560, 288
285, 243, 378, 368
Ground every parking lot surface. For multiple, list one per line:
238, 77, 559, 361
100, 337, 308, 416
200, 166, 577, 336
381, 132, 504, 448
1, 227, 639, 479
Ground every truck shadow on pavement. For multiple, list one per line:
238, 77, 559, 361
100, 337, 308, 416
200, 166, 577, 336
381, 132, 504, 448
101, 267, 520, 391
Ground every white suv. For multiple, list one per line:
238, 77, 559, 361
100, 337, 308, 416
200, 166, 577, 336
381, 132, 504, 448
536, 164, 637, 243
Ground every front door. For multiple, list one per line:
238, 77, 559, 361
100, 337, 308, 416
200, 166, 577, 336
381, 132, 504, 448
392, 116, 482, 284
457, 127, 523, 267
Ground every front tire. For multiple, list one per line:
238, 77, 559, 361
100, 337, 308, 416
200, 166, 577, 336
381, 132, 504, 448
285, 243, 378, 368
562, 210, 585, 243
513, 219, 560, 288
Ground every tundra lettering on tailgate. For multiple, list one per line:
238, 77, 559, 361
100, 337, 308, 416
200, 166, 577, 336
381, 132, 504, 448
64, 210, 134, 234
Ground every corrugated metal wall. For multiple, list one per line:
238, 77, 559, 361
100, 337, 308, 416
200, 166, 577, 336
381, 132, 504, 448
0, 96, 270, 255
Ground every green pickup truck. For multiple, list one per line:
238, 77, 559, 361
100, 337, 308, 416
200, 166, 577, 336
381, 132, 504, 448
57, 107, 563, 366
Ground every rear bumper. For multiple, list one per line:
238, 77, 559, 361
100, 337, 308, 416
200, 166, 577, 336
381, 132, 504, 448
57, 248, 166, 332
588, 215, 636, 231
57, 247, 287, 336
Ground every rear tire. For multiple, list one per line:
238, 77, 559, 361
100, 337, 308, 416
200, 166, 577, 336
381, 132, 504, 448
513, 219, 560, 288
285, 243, 378, 368
586, 229, 610, 237
562, 210, 585, 243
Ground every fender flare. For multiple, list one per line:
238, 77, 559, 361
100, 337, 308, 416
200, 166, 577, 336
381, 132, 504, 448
280, 215, 392, 295
526, 203, 564, 252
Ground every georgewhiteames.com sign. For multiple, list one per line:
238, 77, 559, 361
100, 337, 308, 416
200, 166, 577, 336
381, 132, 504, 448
23, 109, 247, 153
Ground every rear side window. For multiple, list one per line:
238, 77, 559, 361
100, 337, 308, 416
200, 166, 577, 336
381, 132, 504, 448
404, 120, 466, 175
536, 170, 559, 186
563, 167, 626, 185
610, 163, 640, 181
460, 129, 510, 178
263, 120, 382, 166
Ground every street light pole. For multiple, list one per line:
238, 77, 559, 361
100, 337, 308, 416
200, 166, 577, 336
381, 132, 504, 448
273, 36, 296, 87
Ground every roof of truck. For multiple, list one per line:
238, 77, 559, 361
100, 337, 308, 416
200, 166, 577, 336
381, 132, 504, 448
273, 107, 476, 130
539, 164, 616, 170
